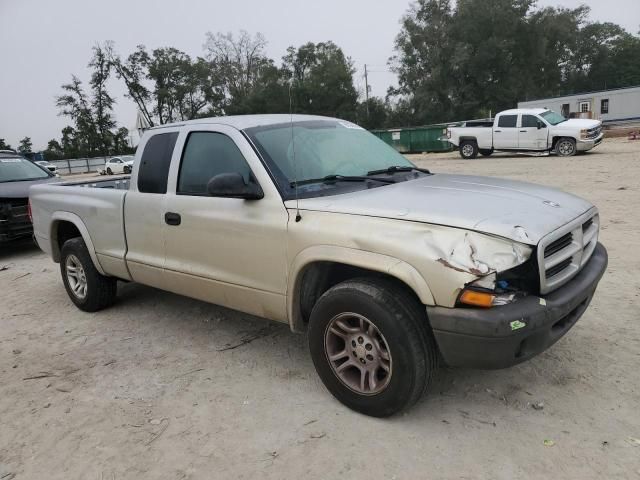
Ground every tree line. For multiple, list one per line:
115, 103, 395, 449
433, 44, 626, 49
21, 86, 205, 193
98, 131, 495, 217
5, 0, 638, 161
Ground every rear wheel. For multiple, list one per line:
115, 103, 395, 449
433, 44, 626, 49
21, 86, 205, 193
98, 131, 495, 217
459, 140, 479, 159
308, 278, 438, 417
106, 167, 113, 175
555, 138, 577, 157
60, 238, 117, 312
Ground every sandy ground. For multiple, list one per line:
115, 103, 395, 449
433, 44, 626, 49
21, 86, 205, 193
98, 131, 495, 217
1, 138, 639, 479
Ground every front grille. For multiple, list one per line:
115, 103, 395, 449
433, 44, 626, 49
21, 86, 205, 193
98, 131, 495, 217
537, 210, 599, 294
0, 198, 32, 241
585, 126, 602, 139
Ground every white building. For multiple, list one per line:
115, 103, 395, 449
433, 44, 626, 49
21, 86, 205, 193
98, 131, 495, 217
518, 85, 640, 125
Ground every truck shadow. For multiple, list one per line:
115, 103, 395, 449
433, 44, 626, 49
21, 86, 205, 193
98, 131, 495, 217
0, 239, 40, 262
112, 280, 573, 422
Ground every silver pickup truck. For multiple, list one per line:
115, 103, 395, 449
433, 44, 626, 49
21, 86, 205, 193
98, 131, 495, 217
30, 114, 607, 417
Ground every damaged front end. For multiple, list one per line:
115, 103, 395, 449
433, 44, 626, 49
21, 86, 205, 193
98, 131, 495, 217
424, 229, 537, 309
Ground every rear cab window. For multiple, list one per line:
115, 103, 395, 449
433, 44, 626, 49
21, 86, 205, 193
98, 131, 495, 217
497, 115, 518, 128
137, 132, 179, 194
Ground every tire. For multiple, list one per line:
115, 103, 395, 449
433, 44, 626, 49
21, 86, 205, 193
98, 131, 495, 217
106, 167, 113, 175
123, 165, 131, 174
308, 277, 438, 417
459, 140, 478, 159
60, 237, 117, 312
479, 149, 493, 157
555, 138, 577, 157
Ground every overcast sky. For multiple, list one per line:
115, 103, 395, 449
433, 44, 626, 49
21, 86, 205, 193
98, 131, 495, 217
1, 0, 638, 150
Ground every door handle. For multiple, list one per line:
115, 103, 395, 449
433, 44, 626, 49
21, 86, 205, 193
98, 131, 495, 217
520, 130, 527, 132
494, 130, 502, 133
164, 212, 181, 226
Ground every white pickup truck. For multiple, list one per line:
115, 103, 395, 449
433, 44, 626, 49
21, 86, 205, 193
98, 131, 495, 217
447, 108, 604, 159
30, 114, 607, 417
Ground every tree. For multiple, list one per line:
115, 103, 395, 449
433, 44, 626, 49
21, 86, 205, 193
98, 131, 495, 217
56, 75, 98, 156
0, 139, 12, 151
18, 137, 33, 154
43, 139, 64, 160
89, 44, 116, 155
356, 98, 390, 130
391, 0, 456, 124
204, 31, 272, 111
390, 1, 640, 125
283, 41, 359, 120
107, 43, 155, 127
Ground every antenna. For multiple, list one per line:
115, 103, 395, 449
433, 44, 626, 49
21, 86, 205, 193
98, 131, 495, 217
289, 82, 302, 222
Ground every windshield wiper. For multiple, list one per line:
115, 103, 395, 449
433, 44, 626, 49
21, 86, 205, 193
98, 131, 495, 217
366, 166, 432, 176
290, 174, 395, 188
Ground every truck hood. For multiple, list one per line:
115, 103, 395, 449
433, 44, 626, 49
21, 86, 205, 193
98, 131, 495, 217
560, 118, 601, 128
291, 174, 594, 245
1, 177, 59, 199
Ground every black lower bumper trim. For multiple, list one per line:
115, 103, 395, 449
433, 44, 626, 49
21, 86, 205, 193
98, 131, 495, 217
427, 242, 608, 369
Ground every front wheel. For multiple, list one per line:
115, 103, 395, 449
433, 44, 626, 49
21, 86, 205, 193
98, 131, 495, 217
555, 138, 577, 157
123, 165, 131, 174
459, 140, 478, 159
60, 238, 117, 312
308, 278, 438, 417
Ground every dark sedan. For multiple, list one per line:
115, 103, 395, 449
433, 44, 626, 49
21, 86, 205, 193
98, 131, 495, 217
0, 153, 58, 243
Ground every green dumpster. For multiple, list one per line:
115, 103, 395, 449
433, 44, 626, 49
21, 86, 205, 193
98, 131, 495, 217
371, 124, 452, 154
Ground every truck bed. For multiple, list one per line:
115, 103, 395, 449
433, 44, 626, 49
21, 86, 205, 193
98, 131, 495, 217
29, 176, 130, 277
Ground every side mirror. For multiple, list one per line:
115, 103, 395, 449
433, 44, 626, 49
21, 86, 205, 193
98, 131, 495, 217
537, 121, 546, 129
206, 172, 264, 200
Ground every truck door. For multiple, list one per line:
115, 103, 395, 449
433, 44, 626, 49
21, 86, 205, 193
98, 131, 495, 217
518, 114, 548, 150
493, 114, 518, 149
124, 130, 180, 291
161, 125, 289, 322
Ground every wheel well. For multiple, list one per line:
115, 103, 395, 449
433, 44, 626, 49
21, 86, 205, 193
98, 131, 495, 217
296, 261, 423, 329
54, 220, 82, 253
458, 137, 477, 144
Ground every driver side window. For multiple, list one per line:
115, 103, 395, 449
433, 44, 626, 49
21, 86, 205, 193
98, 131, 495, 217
521, 115, 539, 128
178, 131, 253, 196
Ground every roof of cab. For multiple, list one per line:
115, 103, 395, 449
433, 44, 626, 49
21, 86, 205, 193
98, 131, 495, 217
149, 114, 341, 131
499, 108, 549, 115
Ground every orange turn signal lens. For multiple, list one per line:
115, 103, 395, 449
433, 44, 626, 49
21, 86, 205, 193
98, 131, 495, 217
459, 289, 495, 308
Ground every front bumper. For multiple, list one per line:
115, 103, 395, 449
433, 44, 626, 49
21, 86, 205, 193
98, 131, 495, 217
427, 242, 608, 369
577, 133, 604, 151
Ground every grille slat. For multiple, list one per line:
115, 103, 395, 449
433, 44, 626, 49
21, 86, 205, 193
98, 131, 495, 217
538, 212, 599, 294
544, 233, 573, 258
546, 258, 573, 278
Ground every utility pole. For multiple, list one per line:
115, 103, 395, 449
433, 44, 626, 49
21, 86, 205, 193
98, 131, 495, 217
364, 64, 370, 120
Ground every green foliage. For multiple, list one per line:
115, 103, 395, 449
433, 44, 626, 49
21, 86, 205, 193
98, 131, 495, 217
283, 41, 359, 121
18, 137, 33, 153
391, 0, 640, 124
0, 139, 13, 151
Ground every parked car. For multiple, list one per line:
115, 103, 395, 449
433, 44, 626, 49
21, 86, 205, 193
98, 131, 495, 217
30, 115, 607, 417
104, 155, 134, 175
447, 108, 604, 159
0, 152, 58, 243
35, 160, 58, 174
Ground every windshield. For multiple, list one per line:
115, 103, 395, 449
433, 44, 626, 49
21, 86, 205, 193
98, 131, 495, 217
245, 120, 414, 198
0, 157, 51, 182
540, 110, 567, 125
